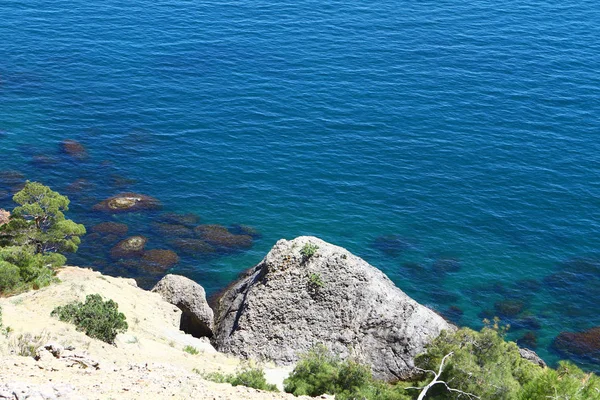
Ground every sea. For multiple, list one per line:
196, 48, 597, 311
1, 0, 599, 371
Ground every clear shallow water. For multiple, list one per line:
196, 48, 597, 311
1, 0, 600, 370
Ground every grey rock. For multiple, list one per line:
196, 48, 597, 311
213, 236, 453, 381
519, 347, 547, 368
152, 274, 214, 338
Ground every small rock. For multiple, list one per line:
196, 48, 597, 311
60, 139, 88, 159
93, 193, 161, 213
152, 274, 214, 338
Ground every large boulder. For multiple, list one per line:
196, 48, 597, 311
152, 274, 214, 338
213, 236, 452, 381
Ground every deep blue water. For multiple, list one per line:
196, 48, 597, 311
2, 0, 600, 370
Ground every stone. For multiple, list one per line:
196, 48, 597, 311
91, 222, 129, 236
194, 224, 253, 250
64, 178, 94, 193
229, 224, 261, 238
60, 139, 88, 159
141, 249, 180, 272
518, 347, 547, 368
371, 234, 414, 257
169, 238, 216, 256
0, 170, 25, 186
431, 258, 461, 274
0, 209, 9, 226
110, 236, 147, 259
517, 331, 538, 349
93, 193, 161, 213
152, 274, 214, 338
159, 213, 201, 227
494, 299, 525, 317
154, 223, 194, 238
552, 326, 600, 360
213, 236, 452, 381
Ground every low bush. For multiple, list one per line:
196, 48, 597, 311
51, 294, 128, 344
10, 331, 50, 357
283, 344, 408, 399
183, 345, 199, 355
203, 366, 278, 392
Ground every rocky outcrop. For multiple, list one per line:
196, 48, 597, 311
0, 209, 9, 226
110, 236, 147, 259
93, 193, 161, 213
152, 274, 214, 338
518, 348, 547, 368
213, 236, 452, 381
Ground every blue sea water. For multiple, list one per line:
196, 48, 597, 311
2, 0, 600, 370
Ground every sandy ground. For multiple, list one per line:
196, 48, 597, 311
0, 267, 320, 400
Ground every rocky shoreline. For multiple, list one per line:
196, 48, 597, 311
0, 236, 545, 399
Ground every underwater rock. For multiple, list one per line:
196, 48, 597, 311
0, 170, 25, 186
229, 224, 261, 238
100, 233, 120, 245
477, 309, 495, 321
442, 306, 464, 324
154, 223, 194, 238
159, 213, 201, 227
512, 315, 542, 331
60, 139, 88, 159
140, 249, 180, 272
494, 299, 525, 317
91, 222, 129, 237
93, 192, 161, 213
552, 327, 600, 360
110, 236, 147, 259
399, 262, 430, 279
194, 224, 253, 250
110, 174, 137, 188
431, 258, 461, 274
517, 331, 538, 349
31, 154, 59, 167
371, 234, 414, 257
169, 238, 216, 256
64, 178, 94, 193
514, 278, 542, 292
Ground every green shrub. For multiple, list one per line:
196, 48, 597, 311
202, 371, 228, 383
51, 294, 128, 344
283, 344, 404, 399
300, 243, 319, 259
228, 366, 278, 392
203, 366, 278, 392
0, 182, 83, 295
0, 260, 22, 293
183, 345, 199, 355
518, 361, 600, 400
414, 324, 540, 400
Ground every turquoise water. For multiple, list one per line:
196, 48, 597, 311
2, 0, 600, 370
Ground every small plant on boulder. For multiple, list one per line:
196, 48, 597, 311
300, 243, 319, 260
308, 273, 325, 289
51, 294, 128, 344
